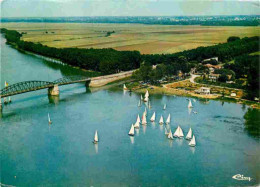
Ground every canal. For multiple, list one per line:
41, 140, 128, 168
0, 36, 259, 186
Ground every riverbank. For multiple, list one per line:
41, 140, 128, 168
125, 80, 260, 109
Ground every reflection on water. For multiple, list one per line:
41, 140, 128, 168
130, 136, 134, 144
168, 139, 173, 147
142, 125, 147, 134
189, 147, 196, 154
94, 144, 98, 154
176, 138, 183, 146
151, 122, 156, 129
244, 108, 260, 138
135, 128, 140, 136
48, 95, 59, 105
159, 125, 163, 132
188, 108, 192, 115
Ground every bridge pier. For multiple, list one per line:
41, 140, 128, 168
85, 80, 91, 87
48, 84, 59, 96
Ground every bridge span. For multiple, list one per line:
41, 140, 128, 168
0, 76, 91, 98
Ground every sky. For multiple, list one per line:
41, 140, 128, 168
0, 0, 259, 17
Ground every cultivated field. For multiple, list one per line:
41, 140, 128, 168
1, 23, 259, 54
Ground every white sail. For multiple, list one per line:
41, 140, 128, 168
186, 128, 192, 140
159, 115, 164, 124
188, 100, 193, 108
144, 107, 147, 116
145, 90, 149, 98
144, 95, 149, 102
166, 114, 171, 124
8, 96, 11, 102
94, 130, 99, 142
142, 113, 147, 125
150, 112, 156, 122
138, 100, 141, 107
163, 104, 166, 110
137, 114, 141, 124
189, 135, 196, 146
123, 84, 127, 90
48, 113, 52, 124
141, 95, 143, 100
173, 126, 180, 137
167, 129, 173, 139
128, 124, 135, 136
165, 127, 169, 135
178, 126, 184, 138
133, 120, 140, 128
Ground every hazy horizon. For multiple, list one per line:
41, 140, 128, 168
1, 0, 259, 18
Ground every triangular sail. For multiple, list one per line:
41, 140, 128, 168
128, 124, 135, 136
138, 100, 141, 107
150, 112, 156, 122
123, 84, 127, 90
144, 95, 149, 102
145, 90, 149, 98
186, 128, 192, 140
137, 114, 141, 124
166, 114, 171, 124
168, 129, 173, 139
178, 126, 184, 138
188, 100, 193, 108
141, 95, 143, 100
142, 113, 147, 125
189, 135, 196, 146
173, 126, 180, 137
144, 107, 147, 116
134, 120, 140, 128
159, 115, 164, 124
163, 104, 166, 110
94, 130, 99, 142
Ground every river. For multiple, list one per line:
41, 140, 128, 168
0, 36, 259, 186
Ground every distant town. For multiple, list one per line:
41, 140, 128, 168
1, 15, 259, 26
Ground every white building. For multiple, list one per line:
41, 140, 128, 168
196, 87, 211, 95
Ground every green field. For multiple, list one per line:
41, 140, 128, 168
1, 23, 259, 54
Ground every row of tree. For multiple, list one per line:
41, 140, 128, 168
0, 28, 142, 75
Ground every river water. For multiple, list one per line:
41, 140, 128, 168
0, 36, 259, 186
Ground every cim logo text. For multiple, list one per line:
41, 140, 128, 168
232, 174, 252, 181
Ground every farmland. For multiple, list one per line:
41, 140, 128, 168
1, 23, 259, 54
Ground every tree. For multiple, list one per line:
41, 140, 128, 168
227, 36, 240, 43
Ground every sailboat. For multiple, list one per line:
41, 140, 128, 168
167, 129, 173, 139
123, 84, 128, 90
186, 128, 192, 140
141, 112, 147, 125
178, 126, 184, 138
145, 90, 149, 98
159, 115, 164, 125
48, 113, 52, 124
188, 100, 193, 108
166, 114, 171, 124
144, 95, 149, 102
141, 95, 143, 101
163, 104, 166, 110
93, 130, 99, 143
134, 115, 140, 128
189, 135, 196, 147
165, 127, 169, 135
8, 96, 11, 103
128, 124, 135, 136
137, 114, 141, 124
144, 107, 147, 116
4, 97, 8, 104
173, 126, 184, 138
138, 100, 141, 107
150, 112, 156, 122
